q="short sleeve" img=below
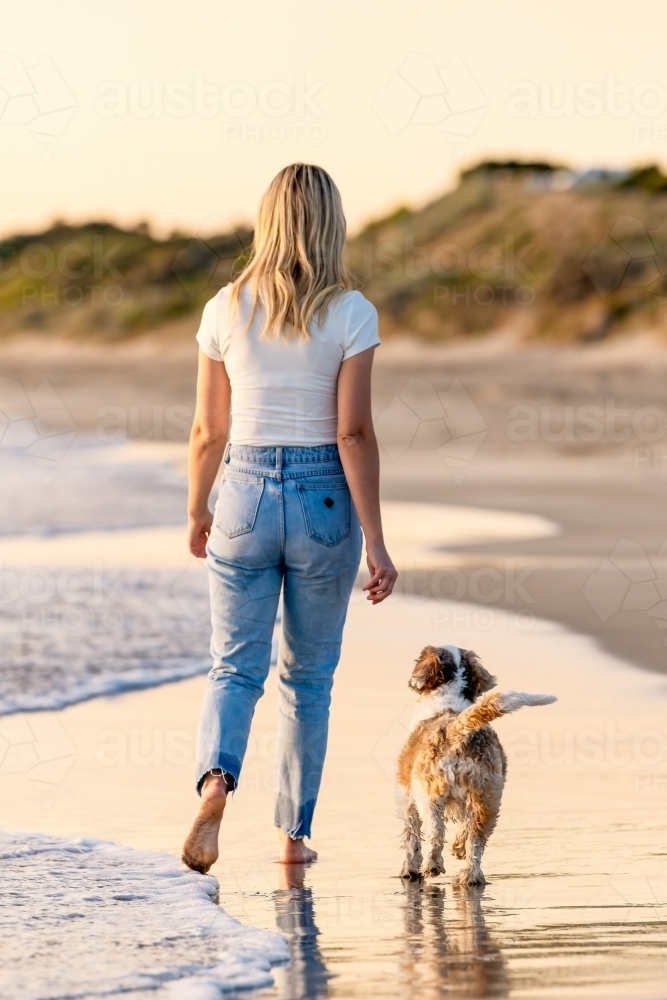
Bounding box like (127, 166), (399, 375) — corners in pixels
(195, 293), (223, 361)
(342, 292), (380, 361)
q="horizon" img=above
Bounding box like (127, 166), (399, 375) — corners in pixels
(2, 158), (663, 244)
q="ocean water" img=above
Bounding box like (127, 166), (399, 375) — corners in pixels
(0, 566), (213, 714)
(0, 439), (190, 536)
(0, 831), (288, 999)
(0, 441), (278, 716)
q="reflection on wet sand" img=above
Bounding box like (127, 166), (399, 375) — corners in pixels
(8, 585), (665, 998)
(400, 882), (508, 999)
(271, 868), (509, 1000)
(272, 864), (332, 999)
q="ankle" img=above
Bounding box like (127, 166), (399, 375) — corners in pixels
(202, 774), (228, 802)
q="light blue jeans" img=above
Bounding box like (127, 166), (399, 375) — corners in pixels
(196, 443), (362, 839)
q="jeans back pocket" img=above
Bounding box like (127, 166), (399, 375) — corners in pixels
(215, 475), (264, 537)
(297, 482), (351, 546)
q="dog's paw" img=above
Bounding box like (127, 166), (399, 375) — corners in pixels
(400, 861), (423, 881)
(457, 868), (486, 887)
(420, 862), (445, 879)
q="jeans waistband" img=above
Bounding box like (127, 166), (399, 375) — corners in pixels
(224, 443), (341, 471)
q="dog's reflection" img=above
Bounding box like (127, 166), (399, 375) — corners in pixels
(272, 864), (331, 999)
(400, 882), (508, 998)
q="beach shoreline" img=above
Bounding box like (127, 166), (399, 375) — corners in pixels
(2, 594), (666, 998)
(3, 328), (667, 678)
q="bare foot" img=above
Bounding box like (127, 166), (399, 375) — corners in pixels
(277, 830), (318, 864)
(181, 775), (227, 874)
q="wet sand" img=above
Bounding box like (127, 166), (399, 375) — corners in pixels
(3, 331), (667, 996)
(2, 592), (667, 998)
(3, 330), (667, 677)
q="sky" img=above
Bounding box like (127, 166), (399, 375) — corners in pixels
(2, 0), (667, 238)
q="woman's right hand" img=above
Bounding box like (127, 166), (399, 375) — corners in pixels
(363, 541), (398, 605)
(188, 510), (213, 558)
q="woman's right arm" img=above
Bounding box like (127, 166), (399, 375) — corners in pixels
(337, 347), (397, 604)
(187, 350), (231, 558)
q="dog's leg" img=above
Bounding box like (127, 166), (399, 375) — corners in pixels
(450, 826), (467, 860)
(415, 790), (446, 878)
(456, 795), (500, 886)
(456, 776), (504, 886)
(457, 829), (486, 886)
(399, 794), (423, 880)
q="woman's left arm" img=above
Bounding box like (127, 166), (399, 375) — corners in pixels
(188, 350), (231, 558)
(337, 347), (397, 604)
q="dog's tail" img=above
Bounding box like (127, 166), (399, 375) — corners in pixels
(447, 690), (557, 748)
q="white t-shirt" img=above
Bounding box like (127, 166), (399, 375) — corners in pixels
(196, 284), (380, 446)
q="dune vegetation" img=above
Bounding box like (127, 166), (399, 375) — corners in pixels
(2, 161), (667, 342)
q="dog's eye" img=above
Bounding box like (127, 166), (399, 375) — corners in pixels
(323, 497), (334, 508)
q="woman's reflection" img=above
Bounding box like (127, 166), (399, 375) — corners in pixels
(272, 863), (331, 999)
(400, 883), (508, 998)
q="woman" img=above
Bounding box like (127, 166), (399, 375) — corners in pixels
(182, 163), (397, 873)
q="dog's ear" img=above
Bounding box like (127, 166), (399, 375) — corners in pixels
(461, 649), (496, 699)
(409, 646), (444, 693)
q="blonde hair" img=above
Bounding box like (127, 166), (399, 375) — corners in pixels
(228, 163), (354, 341)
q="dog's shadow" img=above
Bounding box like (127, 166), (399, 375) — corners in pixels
(400, 882), (509, 998)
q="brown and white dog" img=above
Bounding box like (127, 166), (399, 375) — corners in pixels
(397, 644), (556, 885)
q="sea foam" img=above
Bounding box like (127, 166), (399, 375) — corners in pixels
(0, 831), (288, 999)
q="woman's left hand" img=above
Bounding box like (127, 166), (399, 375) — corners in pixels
(363, 541), (398, 604)
(188, 510), (213, 558)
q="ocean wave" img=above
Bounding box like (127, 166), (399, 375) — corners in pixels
(0, 566), (279, 717)
(0, 440), (284, 715)
(0, 441), (188, 537)
(0, 830), (288, 999)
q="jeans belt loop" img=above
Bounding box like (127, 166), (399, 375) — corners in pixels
(222, 441), (231, 464)
(275, 446), (282, 471)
